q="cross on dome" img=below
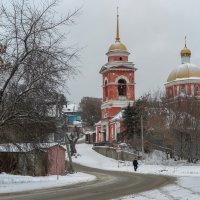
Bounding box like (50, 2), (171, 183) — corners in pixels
(108, 7), (128, 52)
(116, 6), (120, 42)
(180, 36), (191, 60)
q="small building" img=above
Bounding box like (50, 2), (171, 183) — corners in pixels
(85, 130), (96, 144)
(0, 143), (66, 176)
(62, 103), (82, 126)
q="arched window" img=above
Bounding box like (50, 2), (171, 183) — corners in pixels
(193, 85), (199, 96)
(194, 85), (199, 92)
(180, 85), (186, 95)
(169, 88), (173, 97)
(118, 79), (126, 96)
(105, 80), (108, 98)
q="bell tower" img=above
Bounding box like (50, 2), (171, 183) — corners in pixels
(96, 9), (136, 143)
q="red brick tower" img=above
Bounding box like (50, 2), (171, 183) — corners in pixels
(96, 10), (136, 143)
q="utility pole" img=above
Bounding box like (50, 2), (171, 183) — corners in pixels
(141, 115), (144, 158)
(65, 135), (74, 173)
(56, 143), (59, 180)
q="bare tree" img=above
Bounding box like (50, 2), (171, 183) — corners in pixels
(139, 93), (172, 153)
(79, 97), (101, 128)
(128, 90), (200, 162)
(66, 126), (82, 156)
(0, 0), (80, 144)
(165, 97), (200, 162)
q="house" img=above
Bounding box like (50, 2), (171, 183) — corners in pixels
(62, 104), (81, 124)
(63, 103), (81, 124)
(0, 143), (66, 176)
(85, 130), (96, 144)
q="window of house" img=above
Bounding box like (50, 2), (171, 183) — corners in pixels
(185, 134), (191, 142)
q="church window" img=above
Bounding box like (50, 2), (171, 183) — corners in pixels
(118, 79), (126, 96)
(194, 86), (199, 92)
(105, 80), (108, 98)
(193, 85), (199, 96)
(179, 85), (186, 95)
(169, 88), (172, 96)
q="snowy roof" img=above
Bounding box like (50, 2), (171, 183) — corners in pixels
(95, 120), (102, 126)
(84, 130), (95, 135)
(62, 104), (79, 113)
(73, 121), (82, 127)
(0, 143), (66, 153)
(110, 110), (124, 122)
(99, 62), (135, 74)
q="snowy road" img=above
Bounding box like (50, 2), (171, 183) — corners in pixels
(0, 144), (199, 199)
(0, 164), (174, 200)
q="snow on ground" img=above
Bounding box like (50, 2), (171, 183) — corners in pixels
(117, 176), (200, 200)
(1, 143), (200, 200)
(74, 144), (200, 177)
(73, 144), (200, 200)
(0, 172), (95, 193)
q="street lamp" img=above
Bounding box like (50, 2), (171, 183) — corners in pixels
(56, 143), (59, 180)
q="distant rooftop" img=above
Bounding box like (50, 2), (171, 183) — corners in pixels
(62, 103), (79, 113)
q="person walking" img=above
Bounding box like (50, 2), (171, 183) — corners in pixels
(133, 158), (138, 171)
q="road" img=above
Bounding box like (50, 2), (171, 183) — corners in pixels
(0, 164), (175, 200)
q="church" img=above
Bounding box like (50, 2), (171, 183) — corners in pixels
(95, 11), (136, 143)
(165, 41), (200, 99)
(95, 9), (200, 144)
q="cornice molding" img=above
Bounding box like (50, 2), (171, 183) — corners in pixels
(101, 100), (134, 109)
(165, 78), (200, 87)
(106, 51), (130, 57)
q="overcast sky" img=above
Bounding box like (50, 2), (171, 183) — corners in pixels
(57, 0), (200, 104)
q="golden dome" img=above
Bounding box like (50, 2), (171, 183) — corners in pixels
(167, 63), (200, 82)
(180, 46), (191, 56)
(108, 41), (127, 51)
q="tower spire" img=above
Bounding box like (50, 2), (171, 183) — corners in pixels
(115, 7), (120, 42)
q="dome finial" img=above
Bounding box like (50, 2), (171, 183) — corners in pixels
(185, 36), (187, 48)
(115, 7), (120, 42)
(180, 36), (191, 64)
(108, 7), (128, 52)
